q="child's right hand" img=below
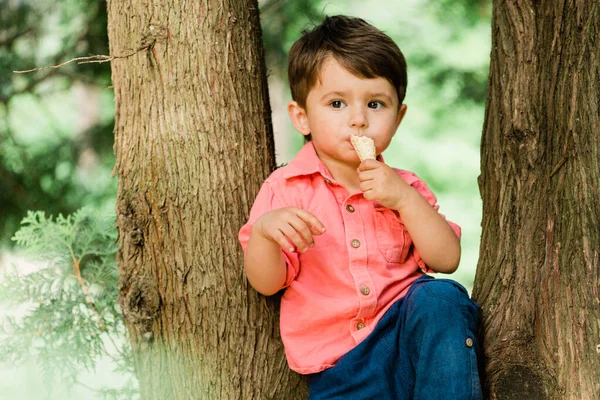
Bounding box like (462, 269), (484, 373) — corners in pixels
(253, 207), (326, 253)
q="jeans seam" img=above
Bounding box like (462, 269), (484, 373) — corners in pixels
(462, 313), (475, 400)
(417, 284), (480, 399)
(459, 303), (480, 400)
(421, 285), (466, 307)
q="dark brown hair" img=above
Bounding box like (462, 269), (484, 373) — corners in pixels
(288, 15), (408, 109)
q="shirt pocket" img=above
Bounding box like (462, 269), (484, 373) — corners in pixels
(373, 207), (411, 263)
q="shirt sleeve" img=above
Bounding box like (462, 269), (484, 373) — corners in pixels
(409, 176), (461, 273)
(238, 180), (300, 289)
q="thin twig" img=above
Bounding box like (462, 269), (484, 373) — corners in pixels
(74, 378), (97, 391)
(14, 48), (144, 74)
(69, 249), (127, 360)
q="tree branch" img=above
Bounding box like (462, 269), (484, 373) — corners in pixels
(13, 48), (145, 74)
(69, 249), (127, 361)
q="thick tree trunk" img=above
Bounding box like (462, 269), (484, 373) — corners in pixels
(473, 1), (599, 399)
(107, 1), (308, 398)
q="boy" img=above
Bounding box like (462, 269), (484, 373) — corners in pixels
(239, 15), (482, 399)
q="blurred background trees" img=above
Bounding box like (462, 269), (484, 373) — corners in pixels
(0, 0), (490, 398)
(0, 0), (114, 245)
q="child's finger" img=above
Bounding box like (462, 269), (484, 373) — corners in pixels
(279, 223), (310, 253)
(288, 216), (315, 248)
(295, 209), (326, 235)
(270, 229), (298, 253)
(358, 169), (377, 182)
(357, 159), (380, 172)
(360, 180), (374, 193)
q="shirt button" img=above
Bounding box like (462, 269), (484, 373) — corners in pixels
(360, 286), (370, 295)
(346, 205), (355, 213)
(351, 239), (360, 248)
(356, 322), (365, 330)
(466, 338), (474, 348)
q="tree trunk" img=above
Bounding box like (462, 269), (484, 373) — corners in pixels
(107, 0), (308, 398)
(473, 1), (599, 399)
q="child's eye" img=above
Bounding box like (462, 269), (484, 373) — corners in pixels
(330, 100), (346, 109)
(368, 101), (384, 109)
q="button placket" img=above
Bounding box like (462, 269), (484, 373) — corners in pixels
(345, 197), (377, 337)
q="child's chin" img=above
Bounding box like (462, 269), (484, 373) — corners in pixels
(347, 155), (361, 165)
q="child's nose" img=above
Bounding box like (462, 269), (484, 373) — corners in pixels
(348, 107), (368, 128)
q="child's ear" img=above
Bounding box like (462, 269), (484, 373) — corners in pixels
(395, 104), (408, 130)
(287, 101), (311, 136)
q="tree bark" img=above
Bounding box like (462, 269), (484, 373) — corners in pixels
(107, 0), (308, 398)
(473, 1), (600, 399)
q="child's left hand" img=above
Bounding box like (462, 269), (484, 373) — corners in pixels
(357, 159), (413, 210)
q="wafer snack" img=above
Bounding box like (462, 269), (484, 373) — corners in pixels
(350, 135), (376, 161)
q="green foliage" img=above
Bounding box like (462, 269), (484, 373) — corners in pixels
(0, 0), (115, 245)
(260, 0), (324, 77)
(0, 208), (138, 399)
(425, 0), (491, 29)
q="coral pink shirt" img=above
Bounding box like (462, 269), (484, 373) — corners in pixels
(238, 142), (460, 374)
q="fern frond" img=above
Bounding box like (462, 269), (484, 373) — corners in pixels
(2, 207), (137, 396)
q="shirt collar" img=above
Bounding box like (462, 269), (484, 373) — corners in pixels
(282, 141), (385, 180)
(282, 142), (327, 179)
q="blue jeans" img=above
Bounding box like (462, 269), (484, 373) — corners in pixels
(307, 275), (483, 399)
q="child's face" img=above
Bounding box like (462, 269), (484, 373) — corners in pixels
(288, 56), (406, 167)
